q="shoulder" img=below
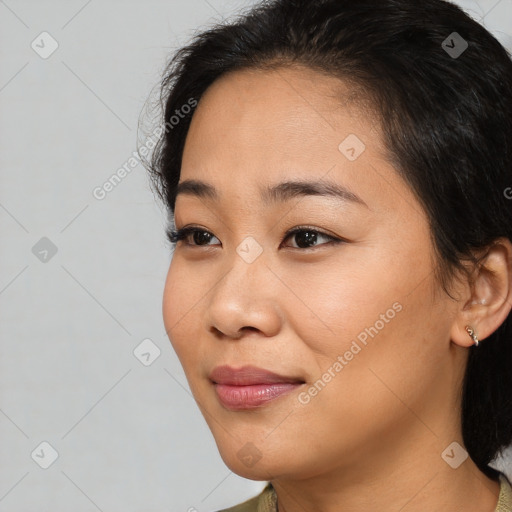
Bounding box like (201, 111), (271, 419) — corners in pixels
(496, 473), (512, 512)
(212, 475), (512, 511)
(214, 482), (276, 512)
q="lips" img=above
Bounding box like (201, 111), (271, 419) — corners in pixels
(209, 365), (305, 410)
(209, 365), (304, 385)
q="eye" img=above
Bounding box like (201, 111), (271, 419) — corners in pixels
(166, 225), (344, 250)
(167, 226), (220, 247)
(281, 226), (342, 249)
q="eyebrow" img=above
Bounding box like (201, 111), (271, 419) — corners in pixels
(175, 179), (368, 208)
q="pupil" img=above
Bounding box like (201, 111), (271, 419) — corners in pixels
(194, 231), (211, 245)
(296, 231), (317, 248)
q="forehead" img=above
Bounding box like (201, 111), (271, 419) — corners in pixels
(183, 64), (382, 154)
(177, 65), (412, 219)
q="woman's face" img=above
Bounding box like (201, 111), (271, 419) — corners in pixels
(163, 66), (465, 481)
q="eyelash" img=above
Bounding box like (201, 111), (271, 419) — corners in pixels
(166, 225), (345, 250)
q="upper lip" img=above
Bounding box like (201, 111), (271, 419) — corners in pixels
(209, 365), (305, 386)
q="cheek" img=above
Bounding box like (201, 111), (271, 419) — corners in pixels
(162, 259), (204, 363)
(294, 256), (445, 427)
(279, 241), (442, 415)
(277, 245), (419, 358)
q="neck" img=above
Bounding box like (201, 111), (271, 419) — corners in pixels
(271, 432), (501, 512)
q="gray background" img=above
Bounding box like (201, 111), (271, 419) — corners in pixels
(1, 1), (511, 510)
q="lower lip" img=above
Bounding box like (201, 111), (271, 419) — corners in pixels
(213, 382), (303, 410)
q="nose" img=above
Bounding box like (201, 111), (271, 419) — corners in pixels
(204, 250), (284, 340)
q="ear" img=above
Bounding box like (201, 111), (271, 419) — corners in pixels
(450, 237), (512, 348)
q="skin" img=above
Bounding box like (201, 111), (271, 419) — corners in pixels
(162, 65), (512, 512)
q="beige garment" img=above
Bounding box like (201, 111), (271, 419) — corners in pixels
(217, 473), (512, 512)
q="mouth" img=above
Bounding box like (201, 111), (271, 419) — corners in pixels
(209, 365), (306, 410)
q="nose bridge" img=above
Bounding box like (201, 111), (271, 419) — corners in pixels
(205, 239), (282, 338)
(216, 237), (270, 305)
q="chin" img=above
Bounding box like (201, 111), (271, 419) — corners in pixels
(215, 437), (306, 481)
(219, 450), (280, 481)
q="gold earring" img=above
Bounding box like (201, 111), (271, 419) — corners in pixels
(465, 325), (479, 347)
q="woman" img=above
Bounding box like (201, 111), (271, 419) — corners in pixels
(144, 0), (512, 510)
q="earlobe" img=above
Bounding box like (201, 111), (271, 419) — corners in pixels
(465, 325), (479, 347)
(451, 322), (479, 349)
(450, 237), (512, 349)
